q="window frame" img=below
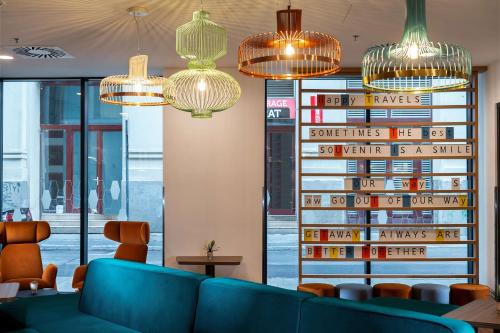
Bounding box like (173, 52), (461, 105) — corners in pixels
(0, 77), (165, 267)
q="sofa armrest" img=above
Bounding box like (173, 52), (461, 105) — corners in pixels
(72, 265), (87, 290)
(42, 263), (57, 289)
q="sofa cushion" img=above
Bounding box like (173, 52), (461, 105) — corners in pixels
(0, 292), (142, 333)
(299, 297), (474, 333)
(365, 297), (458, 316)
(194, 278), (313, 333)
(79, 258), (207, 333)
(27, 314), (139, 333)
(0, 294), (80, 332)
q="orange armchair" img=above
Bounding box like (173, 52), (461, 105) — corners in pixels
(72, 221), (150, 290)
(0, 221), (57, 290)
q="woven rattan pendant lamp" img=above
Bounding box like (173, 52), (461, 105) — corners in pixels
(100, 6), (174, 106)
(164, 4), (241, 119)
(362, 0), (471, 93)
(238, 1), (341, 79)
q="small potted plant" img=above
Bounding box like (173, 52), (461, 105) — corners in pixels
(204, 240), (219, 260)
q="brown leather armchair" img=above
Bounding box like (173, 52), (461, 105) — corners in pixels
(72, 221), (150, 290)
(0, 221), (57, 290)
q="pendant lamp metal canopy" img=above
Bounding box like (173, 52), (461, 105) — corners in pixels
(164, 7), (241, 119)
(100, 6), (174, 106)
(238, 3), (341, 79)
(362, 0), (471, 93)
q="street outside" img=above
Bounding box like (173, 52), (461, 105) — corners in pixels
(40, 233), (162, 291)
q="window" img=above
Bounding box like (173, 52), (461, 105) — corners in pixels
(85, 80), (164, 266)
(265, 76), (476, 288)
(1, 79), (164, 291)
(2, 80), (81, 291)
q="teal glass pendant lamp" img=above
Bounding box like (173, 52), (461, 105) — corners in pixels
(362, 0), (471, 93)
(164, 7), (241, 119)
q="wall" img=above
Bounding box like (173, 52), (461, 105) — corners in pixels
(479, 60), (500, 288)
(163, 67), (264, 282)
(162, 64), (500, 286)
(478, 1), (500, 288)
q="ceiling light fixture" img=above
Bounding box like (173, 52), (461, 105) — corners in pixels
(164, 4), (241, 119)
(99, 6), (174, 106)
(238, 0), (341, 79)
(362, 0), (472, 93)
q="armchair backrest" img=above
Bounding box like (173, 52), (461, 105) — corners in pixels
(0, 221), (50, 245)
(0, 221), (50, 281)
(103, 221), (150, 263)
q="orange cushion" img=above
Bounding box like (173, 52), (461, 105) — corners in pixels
(1, 243), (43, 281)
(297, 283), (336, 297)
(120, 222), (149, 245)
(36, 222), (51, 242)
(373, 283), (411, 299)
(450, 283), (490, 306)
(104, 221), (150, 245)
(73, 281), (84, 290)
(0, 222), (50, 245)
(115, 243), (148, 262)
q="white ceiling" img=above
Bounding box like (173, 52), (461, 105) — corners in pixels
(0, 0), (498, 77)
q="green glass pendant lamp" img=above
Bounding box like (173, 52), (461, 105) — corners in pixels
(362, 0), (471, 93)
(164, 7), (241, 118)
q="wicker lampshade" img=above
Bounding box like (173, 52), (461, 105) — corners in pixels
(166, 9), (241, 118)
(99, 6), (174, 107)
(100, 55), (174, 106)
(362, 0), (471, 93)
(165, 65), (241, 119)
(238, 6), (341, 79)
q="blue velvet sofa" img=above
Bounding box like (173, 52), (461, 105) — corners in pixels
(0, 259), (474, 333)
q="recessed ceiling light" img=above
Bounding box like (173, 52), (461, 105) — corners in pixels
(0, 54), (13, 60)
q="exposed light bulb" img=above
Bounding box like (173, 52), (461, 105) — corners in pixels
(285, 43), (295, 56)
(0, 54), (13, 60)
(408, 44), (419, 59)
(197, 78), (207, 92)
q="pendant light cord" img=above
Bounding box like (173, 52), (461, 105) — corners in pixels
(199, 0), (204, 58)
(133, 13), (141, 54)
(287, 0), (291, 33)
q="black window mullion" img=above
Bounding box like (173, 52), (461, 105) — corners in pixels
(80, 78), (88, 265)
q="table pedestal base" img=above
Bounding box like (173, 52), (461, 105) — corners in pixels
(205, 265), (215, 277)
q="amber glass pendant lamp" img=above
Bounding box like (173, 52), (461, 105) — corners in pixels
(238, 0), (342, 79)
